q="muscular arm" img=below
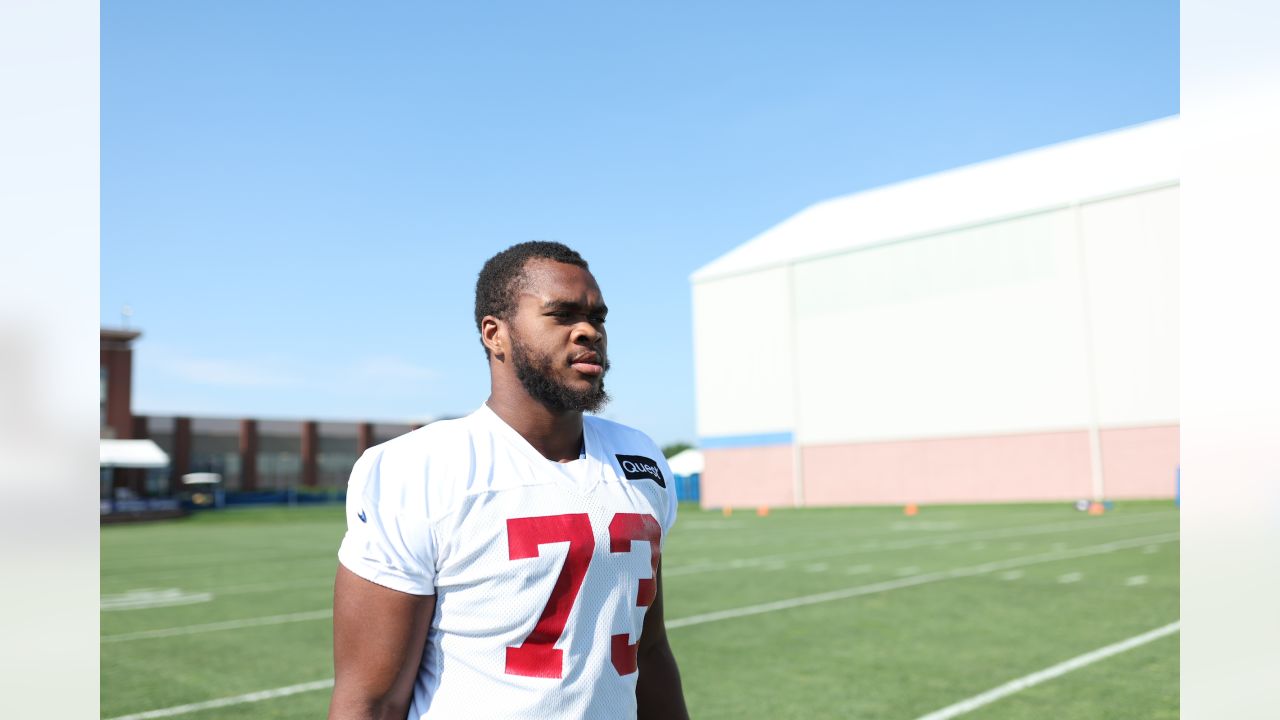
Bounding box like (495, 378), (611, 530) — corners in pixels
(328, 564), (435, 720)
(636, 563), (689, 720)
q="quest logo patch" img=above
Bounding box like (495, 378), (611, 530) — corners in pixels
(615, 454), (666, 487)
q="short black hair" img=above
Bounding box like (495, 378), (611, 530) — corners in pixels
(474, 241), (589, 357)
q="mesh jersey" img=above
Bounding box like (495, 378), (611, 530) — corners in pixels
(337, 404), (678, 720)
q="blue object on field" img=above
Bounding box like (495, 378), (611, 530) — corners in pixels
(674, 472), (701, 502)
(220, 490), (346, 506)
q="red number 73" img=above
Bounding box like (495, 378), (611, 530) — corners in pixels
(505, 512), (661, 679)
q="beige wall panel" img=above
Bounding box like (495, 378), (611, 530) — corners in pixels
(1080, 186), (1180, 426)
(692, 267), (794, 438)
(792, 209), (1093, 444)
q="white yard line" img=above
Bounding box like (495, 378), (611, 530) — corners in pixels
(104, 679), (335, 720)
(107, 531), (1178, 719)
(674, 509), (1173, 555)
(913, 621), (1180, 720)
(666, 532), (1177, 629)
(663, 512), (1175, 577)
(101, 609), (332, 643)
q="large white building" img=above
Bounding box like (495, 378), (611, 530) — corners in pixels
(691, 117), (1179, 508)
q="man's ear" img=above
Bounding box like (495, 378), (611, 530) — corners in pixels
(481, 315), (506, 360)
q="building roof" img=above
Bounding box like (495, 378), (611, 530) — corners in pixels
(100, 439), (169, 469)
(667, 448), (704, 477)
(691, 116), (1179, 283)
(100, 328), (142, 343)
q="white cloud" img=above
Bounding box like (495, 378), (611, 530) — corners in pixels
(143, 346), (298, 388)
(351, 355), (438, 383)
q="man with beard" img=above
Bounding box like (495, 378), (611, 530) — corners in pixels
(329, 242), (689, 720)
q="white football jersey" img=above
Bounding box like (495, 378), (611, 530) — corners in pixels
(337, 404), (678, 720)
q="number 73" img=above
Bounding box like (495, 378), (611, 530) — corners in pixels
(505, 512), (661, 679)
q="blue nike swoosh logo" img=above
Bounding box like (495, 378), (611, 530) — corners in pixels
(358, 509), (367, 523)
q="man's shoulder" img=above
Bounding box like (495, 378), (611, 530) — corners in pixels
(586, 415), (662, 456)
(363, 412), (483, 466)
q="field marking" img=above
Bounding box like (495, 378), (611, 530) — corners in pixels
(1126, 575), (1149, 586)
(106, 531), (1177, 645)
(663, 512), (1176, 577)
(102, 577), (335, 607)
(104, 678), (334, 720)
(101, 589), (213, 612)
(890, 521), (960, 531)
(672, 509), (1176, 557)
(108, 532), (1179, 719)
(999, 570), (1023, 581)
(845, 564), (873, 574)
(680, 521), (746, 530)
(666, 532), (1177, 630)
(682, 511), (1175, 557)
(102, 548), (338, 578)
(101, 609), (332, 643)
(1057, 572), (1083, 584)
(913, 621), (1180, 720)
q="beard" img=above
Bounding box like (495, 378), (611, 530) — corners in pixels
(509, 331), (611, 414)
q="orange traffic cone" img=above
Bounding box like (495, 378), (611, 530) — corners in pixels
(722, 507), (733, 517)
(1087, 501), (1105, 515)
(904, 503), (919, 516)
(757, 506), (770, 517)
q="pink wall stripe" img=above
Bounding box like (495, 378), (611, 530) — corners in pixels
(1099, 425), (1180, 498)
(701, 445), (794, 508)
(700, 425), (1179, 508)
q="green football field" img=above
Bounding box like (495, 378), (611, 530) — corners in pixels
(101, 501), (1178, 719)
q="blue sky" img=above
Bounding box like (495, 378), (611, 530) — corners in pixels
(102, 1), (1178, 447)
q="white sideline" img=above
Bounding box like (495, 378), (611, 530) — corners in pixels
(663, 512), (1175, 577)
(101, 609), (332, 643)
(107, 531), (1178, 718)
(913, 621), (1180, 720)
(666, 532), (1177, 629)
(104, 679), (334, 720)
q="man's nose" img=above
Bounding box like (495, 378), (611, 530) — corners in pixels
(571, 321), (603, 346)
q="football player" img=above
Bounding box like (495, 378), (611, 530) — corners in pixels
(328, 242), (689, 719)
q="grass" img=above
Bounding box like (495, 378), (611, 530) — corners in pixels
(101, 500), (1178, 719)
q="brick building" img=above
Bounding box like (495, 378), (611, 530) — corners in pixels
(100, 328), (424, 498)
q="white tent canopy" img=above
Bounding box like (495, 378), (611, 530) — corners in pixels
(667, 448), (704, 477)
(100, 439), (170, 469)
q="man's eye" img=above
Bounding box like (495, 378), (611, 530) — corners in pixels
(591, 315), (606, 324)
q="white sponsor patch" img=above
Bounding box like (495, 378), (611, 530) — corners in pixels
(101, 588), (213, 612)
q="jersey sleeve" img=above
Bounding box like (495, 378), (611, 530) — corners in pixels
(337, 447), (437, 595)
(656, 451), (679, 533)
